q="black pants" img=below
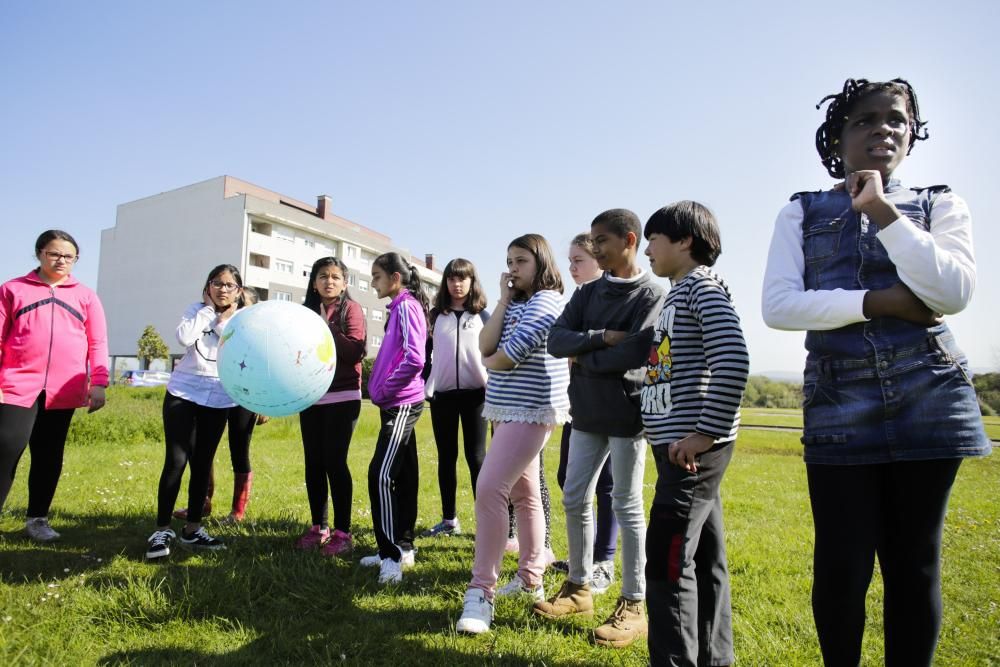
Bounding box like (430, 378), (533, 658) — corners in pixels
(429, 388), (487, 520)
(807, 459), (962, 667)
(157, 393), (229, 526)
(225, 406), (257, 474)
(646, 442), (735, 667)
(299, 400), (361, 532)
(368, 401), (422, 560)
(0, 393), (75, 516)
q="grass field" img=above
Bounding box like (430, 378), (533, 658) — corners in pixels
(1, 388), (997, 665)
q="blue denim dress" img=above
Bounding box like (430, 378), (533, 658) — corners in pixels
(794, 181), (991, 465)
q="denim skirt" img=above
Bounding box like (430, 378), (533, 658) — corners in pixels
(801, 333), (992, 465)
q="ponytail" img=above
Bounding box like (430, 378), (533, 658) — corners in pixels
(373, 252), (430, 323)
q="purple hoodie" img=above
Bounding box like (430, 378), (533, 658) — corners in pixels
(368, 290), (427, 408)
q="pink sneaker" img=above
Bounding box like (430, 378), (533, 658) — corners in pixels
(295, 525), (330, 550)
(321, 529), (353, 557)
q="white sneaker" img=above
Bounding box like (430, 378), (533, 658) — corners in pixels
(496, 575), (544, 602)
(456, 588), (494, 634)
(25, 517), (60, 542)
(359, 554), (382, 567)
(400, 547), (415, 568)
(589, 560), (616, 595)
(378, 557), (403, 584)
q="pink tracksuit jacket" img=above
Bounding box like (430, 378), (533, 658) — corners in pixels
(0, 270), (109, 409)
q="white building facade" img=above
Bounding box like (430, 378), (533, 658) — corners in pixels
(98, 176), (441, 368)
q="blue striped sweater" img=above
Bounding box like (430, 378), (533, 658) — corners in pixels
(483, 290), (571, 425)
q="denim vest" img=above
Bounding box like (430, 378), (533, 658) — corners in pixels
(795, 180), (951, 366)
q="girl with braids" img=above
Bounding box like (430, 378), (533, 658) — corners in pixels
(421, 258), (490, 538)
(763, 78), (990, 666)
(296, 257), (367, 556)
(456, 234), (570, 635)
(146, 264), (246, 559)
(360, 252), (429, 584)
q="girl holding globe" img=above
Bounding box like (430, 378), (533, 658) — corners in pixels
(296, 257), (367, 556)
(145, 264), (245, 559)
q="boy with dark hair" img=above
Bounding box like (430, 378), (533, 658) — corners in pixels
(536, 208), (666, 648)
(641, 200), (749, 666)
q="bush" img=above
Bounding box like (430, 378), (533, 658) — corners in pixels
(742, 375), (801, 409)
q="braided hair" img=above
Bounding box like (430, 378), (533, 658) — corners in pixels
(815, 78), (929, 179)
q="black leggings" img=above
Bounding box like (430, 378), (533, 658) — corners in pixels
(157, 393), (228, 526)
(299, 400), (361, 532)
(0, 393), (75, 516)
(429, 388), (487, 520)
(226, 406), (256, 474)
(807, 459), (962, 667)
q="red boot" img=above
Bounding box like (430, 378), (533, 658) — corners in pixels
(227, 472), (253, 522)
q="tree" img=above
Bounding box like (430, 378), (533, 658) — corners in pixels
(137, 325), (170, 370)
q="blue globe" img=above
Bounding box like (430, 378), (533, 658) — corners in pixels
(218, 301), (336, 417)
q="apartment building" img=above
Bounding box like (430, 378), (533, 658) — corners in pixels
(98, 176), (441, 368)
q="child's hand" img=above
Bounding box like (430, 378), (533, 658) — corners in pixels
(87, 386), (106, 413)
(845, 170), (900, 228)
(255, 414), (270, 426)
(668, 432), (715, 472)
(603, 330), (627, 346)
(499, 272), (513, 303)
(864, 283), (943, 326)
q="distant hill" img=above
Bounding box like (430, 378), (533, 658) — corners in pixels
(753, 371), (802, 383)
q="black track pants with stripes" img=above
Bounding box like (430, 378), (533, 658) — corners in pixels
(368, 401), (423, 561)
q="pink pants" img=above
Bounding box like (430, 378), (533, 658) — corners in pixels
(470, 420), (553, 599)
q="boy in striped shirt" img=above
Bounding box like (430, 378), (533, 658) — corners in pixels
(641, 201), (749, 666)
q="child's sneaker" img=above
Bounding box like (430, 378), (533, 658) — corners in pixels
(592, 597), (648, 648)
(378, 557), (403, 584)
(179, 526), (225, 551)
(456, 588), (494, 634)
(421, 518), (460, 537)
(496, 575), (544, 602)
(504, 536), (519, 553)
(25, 517), (60, 542)
(549, 558), (570, 573)
(145, 528), (175, 560)
(589, 560), (615, 594)
(399, 547), (416, 568)
(321, 529), (353, 557)
(295, 525), (331, 550)
(359, 554), (382, 567)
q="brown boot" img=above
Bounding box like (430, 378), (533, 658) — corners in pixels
(532, 579), (593, 619)
(225, 472), (252, 522)
(593, 596), (647, 648)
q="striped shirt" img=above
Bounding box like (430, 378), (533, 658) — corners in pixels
(641, 266), (749, 446)
(483, 290), (571, 425)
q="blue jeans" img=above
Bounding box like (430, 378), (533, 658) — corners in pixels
(562, 429), (646, 600)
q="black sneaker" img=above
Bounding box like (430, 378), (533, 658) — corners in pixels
(146, 528), (176, 560)
(550, 559), (570, 573)
(179, 526), (226, 551)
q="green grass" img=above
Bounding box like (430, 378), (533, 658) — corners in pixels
(1, 391), (997, 665)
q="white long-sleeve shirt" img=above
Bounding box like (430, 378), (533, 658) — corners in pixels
(761, 191), (977, 331)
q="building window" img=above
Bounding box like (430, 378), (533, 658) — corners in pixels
(372, 310), (383, 322)
(371, 335), (382, 347)
(274, 291), (292, 302)
(273, 227), (294, 243)
(348, 273), (357, 287)
(249, 253), (270, 269)
(250, 221), (272, 236)
(359, 279), (369, 292)
(275, 259), (293, 274)
(304, 239), (315, 248)
(345, 245), (358, 258)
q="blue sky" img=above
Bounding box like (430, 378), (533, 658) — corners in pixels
(2, 1), (997, 373)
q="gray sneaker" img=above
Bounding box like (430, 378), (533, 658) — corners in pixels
(25, 517), (60, 542)
(589, 560), (615, 595)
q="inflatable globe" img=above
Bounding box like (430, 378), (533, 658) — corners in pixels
(218, 301), (336, 417)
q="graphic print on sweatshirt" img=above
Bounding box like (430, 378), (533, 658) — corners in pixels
(641, 305), (675, 416)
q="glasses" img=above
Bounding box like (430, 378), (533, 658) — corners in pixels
(44, 251), (77, 264)
(210, 280), (241, 292)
